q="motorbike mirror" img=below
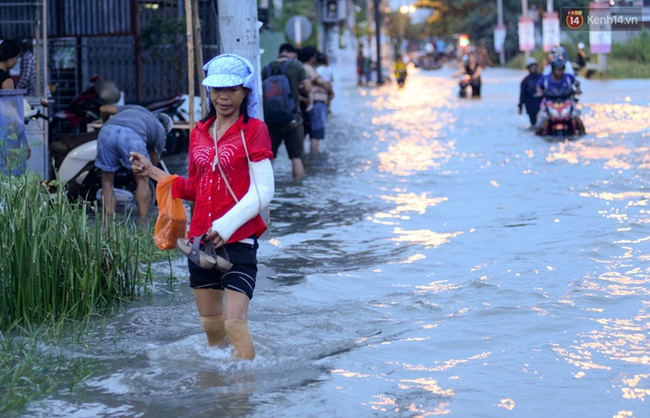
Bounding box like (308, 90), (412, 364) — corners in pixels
(23, 99), (38, 119)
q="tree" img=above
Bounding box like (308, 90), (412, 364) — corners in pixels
(413, 0), (591, 61)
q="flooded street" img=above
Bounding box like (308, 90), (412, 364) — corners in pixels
(24, 65), (650, 417)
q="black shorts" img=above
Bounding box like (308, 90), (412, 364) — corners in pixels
(268, 119), (304, 160)
(187, 237), (259, 300)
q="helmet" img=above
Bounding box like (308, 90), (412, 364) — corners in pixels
(156, 113), (173, 134)
(550, 57), (566, 70)
(551, 45), (566, 60)
(525, 57), (538, 68)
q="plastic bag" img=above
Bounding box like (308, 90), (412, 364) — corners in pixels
(153, 174), (187, 250)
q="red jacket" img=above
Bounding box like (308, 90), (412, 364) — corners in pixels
(172, 115), (273, 242)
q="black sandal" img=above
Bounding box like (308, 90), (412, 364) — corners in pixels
(177, 235), (233, 273)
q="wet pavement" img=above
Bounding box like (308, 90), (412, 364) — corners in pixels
(22, 64), (650, 418)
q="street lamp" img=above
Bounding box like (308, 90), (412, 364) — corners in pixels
(399, 4), (415, 54)
(400, 5), (416, 14)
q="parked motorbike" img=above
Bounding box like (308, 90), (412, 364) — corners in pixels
(128, 95), (188, 155)
(47, 131), (167, 207)
(413, 53), (442, 70)
(49, 76), (120, 139)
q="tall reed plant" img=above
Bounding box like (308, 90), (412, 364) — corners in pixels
(0, 173), (155, 328)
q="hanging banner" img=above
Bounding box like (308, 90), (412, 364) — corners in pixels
(542, 12), (560, 52)
(494, 24), (507, 53)
(589, 2), (612, 53)
(518, 16), (535, 52)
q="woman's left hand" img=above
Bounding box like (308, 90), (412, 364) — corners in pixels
(205, 227), (225, 248)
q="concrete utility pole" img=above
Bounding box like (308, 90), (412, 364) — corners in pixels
(372, 0), (383, 85)
(497, 0), (505, 65)
(596, 0), (607, 74)
(184, 0), (195, 128)
(216, 0), (263, 118)
(522, 0), (530, 61)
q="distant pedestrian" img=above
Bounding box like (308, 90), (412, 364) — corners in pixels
(0, 39), (22, 90)
(298, 46), (332, 154)
(0, 38), (29, 175)
(262, 43), (311, 178)
(393, 53), (407, 88)
(316, 52), (335, 115)
(356, 48), (365, 86)
(518, 57), (543, 126)
(17, 39), (37, 96)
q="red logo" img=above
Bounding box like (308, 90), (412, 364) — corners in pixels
(565, 9), (584, 30)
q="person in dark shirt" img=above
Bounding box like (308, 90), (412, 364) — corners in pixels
(518, 58), (543, 126)
(575, 42), (589, 73)
(95, 105), (172, 220)
(0, 39), (22, 90)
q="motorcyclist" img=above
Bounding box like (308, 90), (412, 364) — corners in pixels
(534, 57), (585, 135)
(542, 45), (574, 76)
(454, 53), (482, 98)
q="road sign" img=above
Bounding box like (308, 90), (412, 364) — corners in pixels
(542, 12), (560, 52)
(589, 2), (611, 53)
(518, 16), (535, 52)
(285, 16), (312, 46)
(494, 24), (507, 53)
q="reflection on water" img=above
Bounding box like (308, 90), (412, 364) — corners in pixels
(21, 67), (650, 417)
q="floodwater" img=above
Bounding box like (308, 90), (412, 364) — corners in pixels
(23, 66), (650, 417)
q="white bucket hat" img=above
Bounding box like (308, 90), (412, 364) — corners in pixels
(202, 53), (258, 117)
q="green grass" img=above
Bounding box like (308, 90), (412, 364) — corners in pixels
(0, 172), (175, 414)
(590, 58), (650, 79)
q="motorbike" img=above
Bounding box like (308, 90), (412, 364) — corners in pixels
(458, 74), (472, 98)
(127, 95), (188, 155)
(413, 53), (442, 70)
(51, 77), (187, 155)
(49, 76), (120, 139)
(536, 85), (585, 137)
(47, 130), (168, 207)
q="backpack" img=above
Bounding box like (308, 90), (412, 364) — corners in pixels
(262, 59), (296, 125)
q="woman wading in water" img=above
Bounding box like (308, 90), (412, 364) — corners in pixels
(131, 54), (275, 360)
